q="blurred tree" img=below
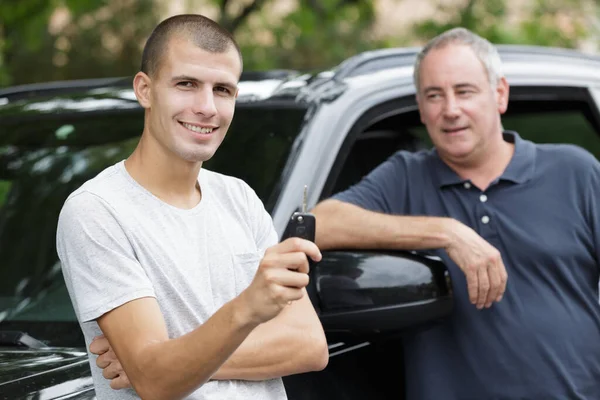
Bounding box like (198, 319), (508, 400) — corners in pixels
(0, 0), (381, 87)
(228, 0), (383, 71)
(2, 0), (596, 88)
(0, 0), (159, 87)
(412, 0), (596, 48)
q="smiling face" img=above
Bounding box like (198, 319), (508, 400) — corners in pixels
(134, 35), (241, 165)
(416, 44), (509, 166)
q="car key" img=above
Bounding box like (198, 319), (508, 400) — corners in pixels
(281, 185), (316, 242)
(281, 186), (320, 310)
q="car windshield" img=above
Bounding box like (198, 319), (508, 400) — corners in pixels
(0, 98), (306, 345)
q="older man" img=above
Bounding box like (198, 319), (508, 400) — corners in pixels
(313, 27), (600, 399)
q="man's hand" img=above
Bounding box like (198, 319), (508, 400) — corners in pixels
(90, 335), (131, 390)
(238, 237), (322, 325)
(445, 220), (508, 309)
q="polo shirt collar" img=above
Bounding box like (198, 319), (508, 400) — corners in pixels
(432, 131), (536, 188)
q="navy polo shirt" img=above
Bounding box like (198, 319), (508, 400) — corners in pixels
(333, 132), (600, 399)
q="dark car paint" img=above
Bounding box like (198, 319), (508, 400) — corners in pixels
(0, 348), (94, 399)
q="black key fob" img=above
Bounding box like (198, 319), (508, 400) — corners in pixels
(281, 185), (315, 242)
(282, 211), (316, 242)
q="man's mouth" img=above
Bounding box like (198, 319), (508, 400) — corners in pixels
(180, 122), (216, 134)
(442, 127), (468, 134)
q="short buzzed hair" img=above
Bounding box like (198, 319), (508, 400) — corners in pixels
(413, 27), (503, 92)
(141, 14), (243, 78)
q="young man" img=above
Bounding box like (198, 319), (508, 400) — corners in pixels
(312, 28), (600, 399)
(56, 14), (328, 400)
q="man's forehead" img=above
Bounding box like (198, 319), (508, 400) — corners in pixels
(159, 40), (240, 82)
(419, 45), (487, 84)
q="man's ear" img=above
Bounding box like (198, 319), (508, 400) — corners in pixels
(496, 76), (510, 115)
(133, 72), (152, 109)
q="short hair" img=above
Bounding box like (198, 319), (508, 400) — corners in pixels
(413, 27), (503, 92)
(141, 14), (243, 78)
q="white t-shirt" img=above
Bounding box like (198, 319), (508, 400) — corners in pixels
(56, 161), (285, 400)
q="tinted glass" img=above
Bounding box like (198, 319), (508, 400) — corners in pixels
(407, 100), (600, 159)
(0, 98), (305, 346)
(332, 98), (600, 197)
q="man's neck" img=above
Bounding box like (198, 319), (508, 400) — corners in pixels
(445, 137), (515, 192)
(125, 134), (203, 210)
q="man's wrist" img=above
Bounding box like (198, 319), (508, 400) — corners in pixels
(229, 293), (261, 332)
(439, 217), (460, 250)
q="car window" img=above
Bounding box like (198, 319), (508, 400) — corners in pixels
(327, 86), (600, 198)
(407, 100), (600, 158)
(0, 99), (306, 346)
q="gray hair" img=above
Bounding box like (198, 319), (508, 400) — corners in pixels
(413, 27), (504, 92)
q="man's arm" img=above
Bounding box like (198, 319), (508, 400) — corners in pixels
(93, 292), (327, 388)
(313, 199), (455, 251)
(210, 290), (327, 381)
(94, 238), (320, 400)
(97, 295), (255, 399)
(312, 199), (507, 309)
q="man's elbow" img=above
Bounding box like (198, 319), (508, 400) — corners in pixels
(304, 330), (329, 372)
(131, 375), (192, 400)
(311, 339), (330, 371)
(127, 351), (197, 400)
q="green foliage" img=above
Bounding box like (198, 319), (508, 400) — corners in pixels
(231, 0), (381, 71)
(412, 0), (595, 48)
(0, 180), (11, 206)
(0, 0), (596, 87)
(0, 0), (158, 86)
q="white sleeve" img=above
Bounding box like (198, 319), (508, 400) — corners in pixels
(56, 191), (155, 322)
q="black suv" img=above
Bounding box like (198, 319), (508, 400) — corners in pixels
(1, 45), (600, 399)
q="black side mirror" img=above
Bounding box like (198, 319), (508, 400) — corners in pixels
(310, 250), (453, 336)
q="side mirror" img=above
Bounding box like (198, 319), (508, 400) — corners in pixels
(310, 250), (453, 336)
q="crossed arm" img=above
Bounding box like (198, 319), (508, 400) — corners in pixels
(92, 239), (328, 399)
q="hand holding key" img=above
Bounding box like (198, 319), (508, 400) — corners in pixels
(238, 185), (320, 325)
(239, 236), (321, 325)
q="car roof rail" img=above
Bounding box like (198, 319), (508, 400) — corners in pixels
(0, 76), (132, 101)
(332, 47), (421, 80)
(495, 44), (600, 63)
(330, 44), (600, 82)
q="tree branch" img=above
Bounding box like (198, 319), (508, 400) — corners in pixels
(227, 0), (268, 33)
(220, 0), (230, 16)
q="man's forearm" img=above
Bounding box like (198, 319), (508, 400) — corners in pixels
(103, 296), (258, 400)
(312, 199), (456, 251)
(211, 299), (328, 381)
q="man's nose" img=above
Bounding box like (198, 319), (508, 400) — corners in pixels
(192, 86), (217, 117)
(442, 95), (460, 118)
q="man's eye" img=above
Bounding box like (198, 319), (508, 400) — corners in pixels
(427, 93), (441, 100)
(177, 81), (194, 88)
(215, 86), (230, 94)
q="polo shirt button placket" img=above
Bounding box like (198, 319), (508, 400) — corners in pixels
(478, 192), (493, 235)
